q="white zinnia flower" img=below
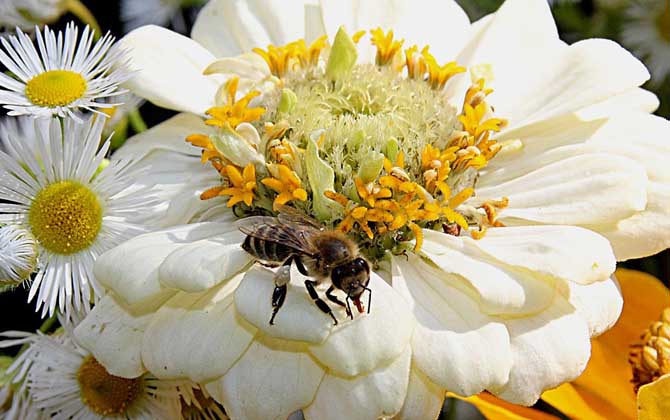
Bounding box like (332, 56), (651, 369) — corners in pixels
(0, 22), (130, 119)
(0, 327), (183, 420)
(0, 115), (160, 317)
(622, 0), (670, 85)
(0, 225), (38, 286)
(76, 0), (670, 418)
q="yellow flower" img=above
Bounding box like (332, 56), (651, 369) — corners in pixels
(370, 28), (404, 66)
(205, 77), (265, 129)
(202, 164), (257, 207)
(261, 163), (308, 210)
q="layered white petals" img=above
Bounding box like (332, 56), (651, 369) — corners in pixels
(73, 295), (149, 378)
(307, 275), (414, 377)
(304, 346), (412, 420)
(142, 275), (256, 382)
(119, 25), (222, 114)
(393, 367), (445, 420)
(235, 266), (335, 343)
(477, 153), (647, 226)
(192, 0), (313, 57)
(94, 223), (236, 308)
(320, 0), (471, 61)
(159, 222), (250, 292)
(114, 113), (209, 160)
(471, 226), (616, 285)
(560, 277), (623, 337)
(576, 88), (659, 120)
(206, 337), (324, 420)
(490, 297), (591, 406)
(421, 229), (555, 315)
(393, 255), (511, 394)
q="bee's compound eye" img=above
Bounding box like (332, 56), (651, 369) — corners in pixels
(353, 258), (369, 273)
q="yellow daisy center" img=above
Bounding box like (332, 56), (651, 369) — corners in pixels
(630, 307), (670, 391)
(25, 70), (87, 107)
(77, 356), (142, 416)
(28, 181), (103, 255)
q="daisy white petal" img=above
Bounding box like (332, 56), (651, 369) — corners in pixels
(0, 225), (38, 286)
(0, 116), (162, 317)
(0, 23), (130, 119)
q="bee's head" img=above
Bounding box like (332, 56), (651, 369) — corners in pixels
(332, 257), (371, 313)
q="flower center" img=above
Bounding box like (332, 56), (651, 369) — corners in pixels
(77, 355), (142, 416)
(657, 1), (670, 43)
(630, 307), (670, 391)
(28, 181), (103, 255)
(188, 28), (509, 260)
(25, 70), (87, 107)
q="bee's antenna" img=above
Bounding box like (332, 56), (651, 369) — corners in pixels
(364, 287), (372, 314)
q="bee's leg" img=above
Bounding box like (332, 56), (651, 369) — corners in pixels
(269, 257), (293, 325)
(326, 286), (351, 318)
(305, 280), (338, 325)
(293, 255), (309, 276)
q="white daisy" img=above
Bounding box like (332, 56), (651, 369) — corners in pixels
(0, 328), (182, 420)
(622, 0), (670, 85)
(0, 22), (130, 119)
(0, 0), (66, 33)
(0, 224), (38, 286)
(76, 0), (670, 418)
(121, 0), (190, 34)
(0, 115), (160, 317)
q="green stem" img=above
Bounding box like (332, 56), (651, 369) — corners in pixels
(38, 314), (58, 334)
(128, 109), (148, 133)
(65, 0), (102, 39)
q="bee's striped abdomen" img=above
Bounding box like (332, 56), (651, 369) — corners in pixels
(242, 225), (294, 263)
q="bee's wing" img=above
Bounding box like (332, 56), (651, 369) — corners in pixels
(276, 205), (324, 230)
(237, 216), (320, 256)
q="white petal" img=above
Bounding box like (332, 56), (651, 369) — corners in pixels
(477, 153), (648, 225)
(206, 336), (325, 420)
(304, 346), (411, 420)
(113, 113), (210, 161)
(576, 88), (659, 120)
(489, 297), (591, 405)
(74, 295), (149, 378)
(192, 0), (310, 58)
(559, 277), (623, 337)
(393, 255), (511, 394)
(421, 229), (555, 315)
(307, 275), (414, 377)
(393, 367), (445, 420)
(119, 25), (221, 114)
(320, 0), (470, 64)
(445, 0), (560, 108)
(471, 226), (615, 285)
(159, 224), (250, 292)
(94, 223), (235, 309)
(494, 38), (650, 129)
(141, 275), (256, 382)
(234, 265), (335, 343)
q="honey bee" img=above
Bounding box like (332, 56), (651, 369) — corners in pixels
(238, 206), (371, 325)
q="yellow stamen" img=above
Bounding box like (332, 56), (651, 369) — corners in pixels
(352, 30), (367, 44)
(459, 103), (507, 139)
(253, 43), (297, 78)
(422, 49), (466, 90)
(630, 308), (670, 391)
(354, 177), (392, 207)
(293, 36), (329, 68)
(29, 181), (102, 255)
(261, 163), (308, 210)
(370, 28), (404, 66)
(215, 164), (257, 207)
(405, 45), (428, 80)
(77, 355), (142, 416)
(205, 77), (265, 129)
(25, 70), (87, 107)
